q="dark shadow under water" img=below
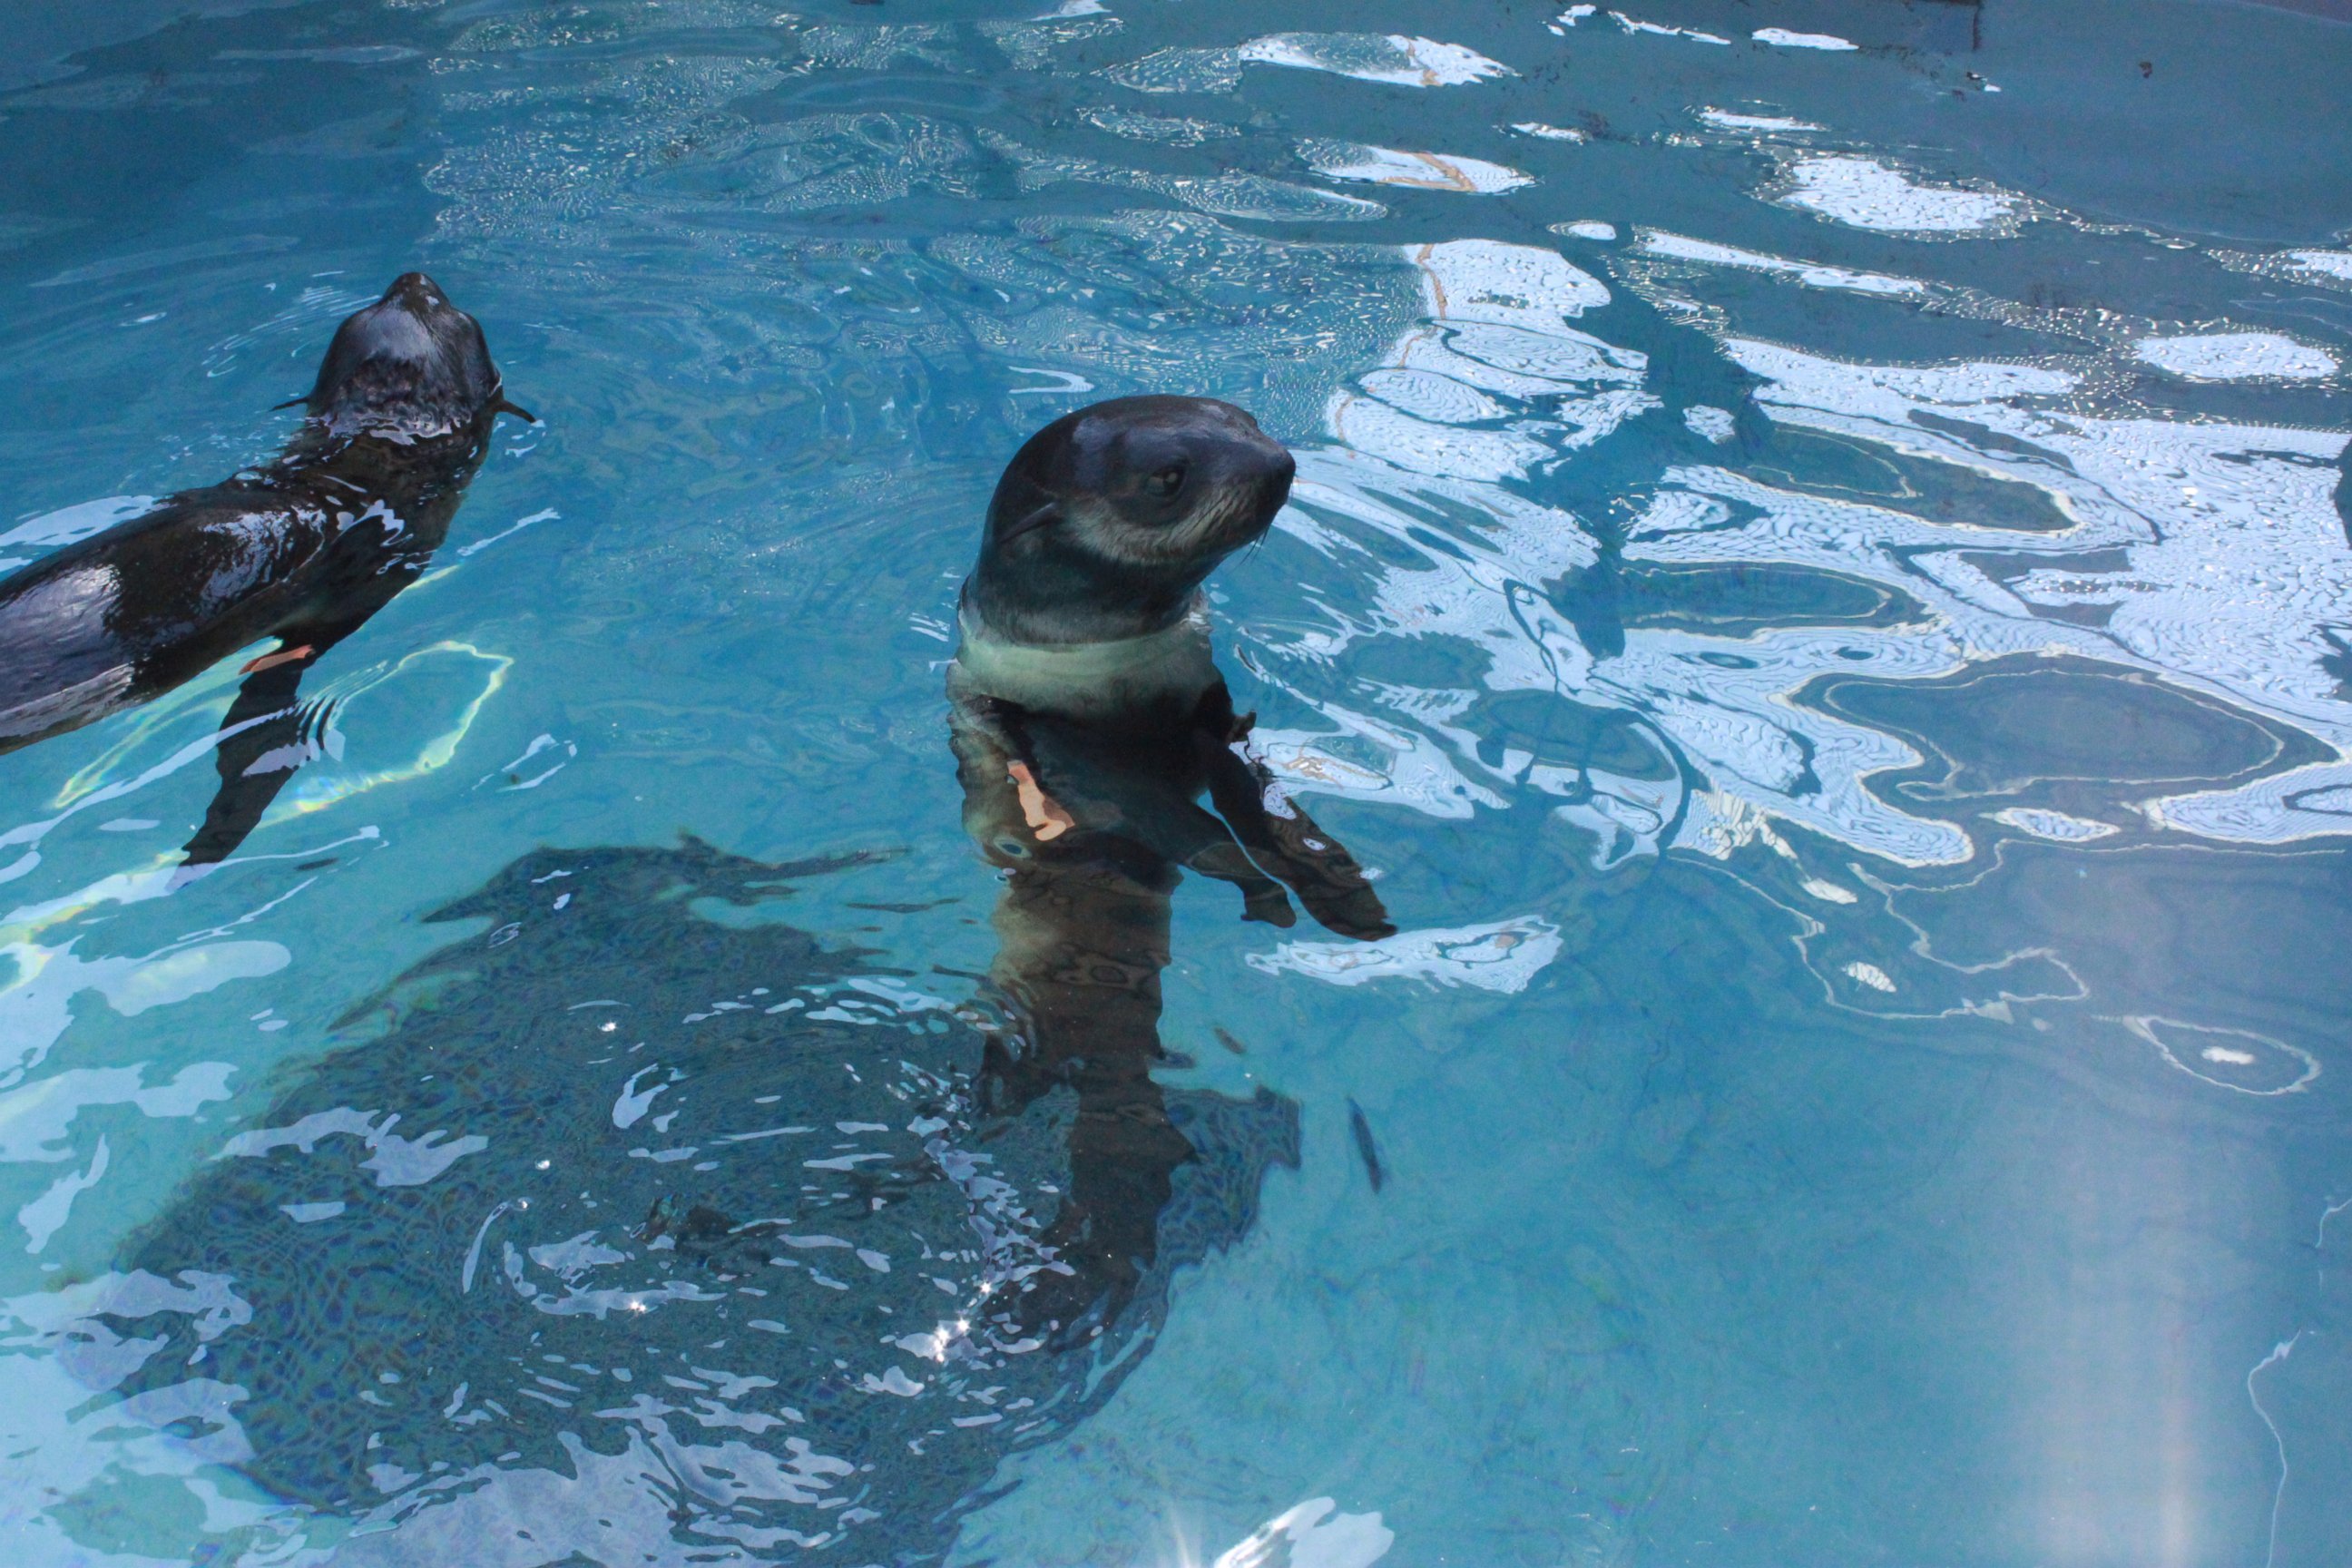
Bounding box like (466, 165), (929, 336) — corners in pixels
(90, 837), (1301, 1563)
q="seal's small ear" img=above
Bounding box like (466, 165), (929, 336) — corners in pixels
(995, 501), (1061, 549)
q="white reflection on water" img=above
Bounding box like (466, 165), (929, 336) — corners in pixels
(1107, 34), (1511, 95)
(1710, 338), (2352, 846)
(1637, 230), (1924, 296)
(1752, 27), (1857, 53)
(1256, 233), (2352, 876)
(1776, 154), (2024, 236)
(1210, 1496), (1394, 1568)
(1610, 15), (1731, 47)
(2136, 332), (2338, 381)
(1298, 141), (1533, 195)
(1248, 916), (1563, 996)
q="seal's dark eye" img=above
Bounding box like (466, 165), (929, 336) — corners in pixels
(1142, 464), (1187, 499)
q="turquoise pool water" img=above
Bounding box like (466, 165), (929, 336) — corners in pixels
(3, 2), (2351, 1563)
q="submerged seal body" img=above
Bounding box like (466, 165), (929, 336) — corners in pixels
(0, 272), (524, 863)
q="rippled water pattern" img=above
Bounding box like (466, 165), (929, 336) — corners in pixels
(3, 3), (2351, 1564)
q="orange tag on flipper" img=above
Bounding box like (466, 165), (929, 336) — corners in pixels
(240, 644), (316, 674)
(1005, 761), (1074, 842)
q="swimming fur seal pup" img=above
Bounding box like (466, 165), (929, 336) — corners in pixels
(948, 396), (1393, 1341)
(0, 272), (528, 866)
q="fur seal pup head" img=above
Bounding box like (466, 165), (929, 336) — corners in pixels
(293, 272), (528, 438)
(963, 395), (1295, 649)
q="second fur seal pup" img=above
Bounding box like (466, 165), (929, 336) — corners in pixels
(0, 272), (529, 865)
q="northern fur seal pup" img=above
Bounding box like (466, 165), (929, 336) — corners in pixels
(948, 396), (1392, 1342)
(954, 394), (1298, 723)
(0, 272), (528, 865)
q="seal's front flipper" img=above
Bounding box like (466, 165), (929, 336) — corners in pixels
(180, 615), (368, 867)
(1121, 795), (1296, 927)
(240, 642), (317, 675)
(1004, 760), (1077, 842)
(181, 679), (337, 868)
(1178, 830), (1297, 927)
(1199, 739), (1395, 941)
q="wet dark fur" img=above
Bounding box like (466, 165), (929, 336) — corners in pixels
(948, 683), (1392, 1337)
(0, 272), (520, 866)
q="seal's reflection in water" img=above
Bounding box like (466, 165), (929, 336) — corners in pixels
(947, 395), (1393, 1342)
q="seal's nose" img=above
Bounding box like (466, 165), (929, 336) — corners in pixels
(1231, 422), (1293, 497)
(381, 271), (449, 316)
(1257, 443), (1297, 519)
(1198, 425), (1293, 545)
